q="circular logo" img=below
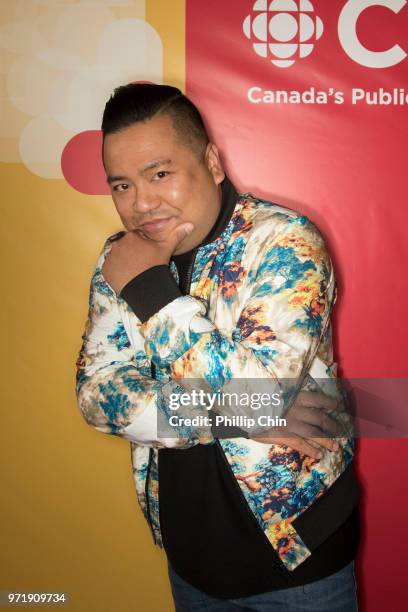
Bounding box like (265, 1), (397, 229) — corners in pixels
(243, 0), (324, 68)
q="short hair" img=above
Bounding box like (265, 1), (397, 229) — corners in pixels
(101, 83), (209, 159)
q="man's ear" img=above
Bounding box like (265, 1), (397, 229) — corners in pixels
(205, 142), (225, 185)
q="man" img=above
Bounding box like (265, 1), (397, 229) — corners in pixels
(76, 83), (360, 611)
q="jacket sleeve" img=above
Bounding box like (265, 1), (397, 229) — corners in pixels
(139, 215), (336, 430)
(75, 241), (214, 448)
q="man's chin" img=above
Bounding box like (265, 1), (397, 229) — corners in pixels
(173, 235), (199, 255)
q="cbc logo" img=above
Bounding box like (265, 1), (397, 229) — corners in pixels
(243, 0), (407, 69)
(243, 0), (323, 68)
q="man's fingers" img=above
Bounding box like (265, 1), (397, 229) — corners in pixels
(312, 437), (340, 452)
(286, 421), (328, 439)
(318, 412), (348, 436)
(294, 406), (345, 437)
(175, 222), (194, 243)
(296, 391), (343, 412)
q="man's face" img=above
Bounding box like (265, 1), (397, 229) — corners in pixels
(102, 113), (225, 255)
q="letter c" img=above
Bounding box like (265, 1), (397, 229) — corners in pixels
(338, 0), (407, 68)
(248, 87), (262, 103)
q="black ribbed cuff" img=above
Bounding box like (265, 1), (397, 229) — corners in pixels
(120, 265), (182, 323)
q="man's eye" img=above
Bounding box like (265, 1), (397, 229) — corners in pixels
(154, 171), (170, 180)
(113, 184), (128, 192)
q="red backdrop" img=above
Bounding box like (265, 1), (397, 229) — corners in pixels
(186, 0), (408, 609)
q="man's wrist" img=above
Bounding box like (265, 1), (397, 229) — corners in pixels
(120, 265), (182, 323)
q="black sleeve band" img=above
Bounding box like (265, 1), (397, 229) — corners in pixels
(120, 265), (182, 323)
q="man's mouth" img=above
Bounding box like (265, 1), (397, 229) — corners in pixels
(139, 217), (173, 233)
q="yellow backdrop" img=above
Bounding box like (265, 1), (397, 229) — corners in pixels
(1, 2), (184, 610)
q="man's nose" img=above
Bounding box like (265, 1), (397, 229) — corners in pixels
(132, 185), (160, 213)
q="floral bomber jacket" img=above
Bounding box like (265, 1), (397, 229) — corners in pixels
(75, 193), (360, 572)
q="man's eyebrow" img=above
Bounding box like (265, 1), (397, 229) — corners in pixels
(141, 159), (172, 173)
(106, 160), (173, 184)
(106, 174), (129, 185)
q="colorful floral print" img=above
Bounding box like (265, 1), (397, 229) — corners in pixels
(76, 194), (355, 570)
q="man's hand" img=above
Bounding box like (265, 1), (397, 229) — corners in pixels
(102, 221), (194, 294)
(250, 391), (346, 460)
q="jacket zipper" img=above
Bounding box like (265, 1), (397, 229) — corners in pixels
(144, 444), (156, 542)
(143, 362), (157, 543)
(181, 247), (198, 294)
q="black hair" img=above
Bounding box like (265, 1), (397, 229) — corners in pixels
(101, 83), (209, 159)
